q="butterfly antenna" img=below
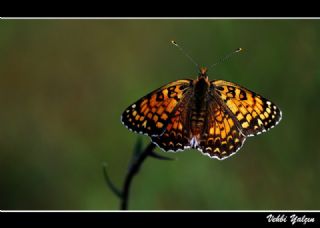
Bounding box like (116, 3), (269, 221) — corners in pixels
(171, 40), (199, 69)
(209, 48), (243, 70)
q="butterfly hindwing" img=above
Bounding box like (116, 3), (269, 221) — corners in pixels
(212, 80), (282, 137)
(198, 100), (246, 159)
(121, 79), (192, 136)
(151, 93), (192, 151)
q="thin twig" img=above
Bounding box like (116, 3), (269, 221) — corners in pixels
(121, 142), (156, 210)
(102, 163), (122, 198)
(103, 138), (174, 210)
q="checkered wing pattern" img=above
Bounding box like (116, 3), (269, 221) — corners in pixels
(198, 100), (246, 159)
(212, 80), (282, 137)
(121, 80), (192, 137)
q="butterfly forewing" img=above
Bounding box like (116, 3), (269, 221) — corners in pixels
(121, 79), (192, 136)
(212, 80), (282, 137)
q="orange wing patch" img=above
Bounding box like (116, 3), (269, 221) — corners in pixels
(212, 80), (282, 137)
(121, 80), (192, 136)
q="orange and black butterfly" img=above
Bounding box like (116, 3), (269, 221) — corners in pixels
(121, 43), (282, 160)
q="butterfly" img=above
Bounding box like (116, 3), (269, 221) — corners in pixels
(121, 50), (282, 160)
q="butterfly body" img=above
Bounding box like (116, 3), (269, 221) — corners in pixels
(190, 70), (210, 137)
(121, 67), (282, 160)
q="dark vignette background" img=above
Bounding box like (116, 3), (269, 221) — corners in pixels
(0, 19), (319, 210)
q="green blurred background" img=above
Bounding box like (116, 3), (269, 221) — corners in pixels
(1, 19), (320, 210)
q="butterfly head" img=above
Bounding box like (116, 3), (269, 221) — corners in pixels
(198, 67), (208, 79)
